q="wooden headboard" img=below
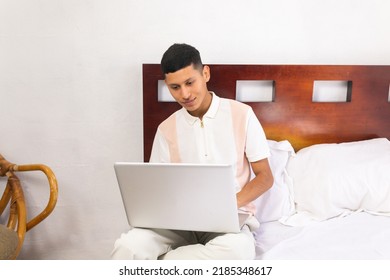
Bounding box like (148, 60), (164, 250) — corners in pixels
(143, 64), (390, 161)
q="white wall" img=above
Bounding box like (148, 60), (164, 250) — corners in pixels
(0, 0), (389, 259)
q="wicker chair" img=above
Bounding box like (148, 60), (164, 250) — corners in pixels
(0, 154), (58, 259)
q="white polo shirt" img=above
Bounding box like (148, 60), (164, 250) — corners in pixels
(150, 92), (270, 214)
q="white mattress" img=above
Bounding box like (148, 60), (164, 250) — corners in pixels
(255, 212), (390, 259)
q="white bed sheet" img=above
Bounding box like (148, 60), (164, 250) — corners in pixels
(255, 212), (390, 259)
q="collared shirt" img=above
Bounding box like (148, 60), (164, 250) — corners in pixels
(150, 92), (270, 214)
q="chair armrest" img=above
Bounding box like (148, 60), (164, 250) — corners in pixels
(11, 164), (58, 231)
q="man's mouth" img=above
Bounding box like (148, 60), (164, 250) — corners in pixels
(182, 98), (196, 107)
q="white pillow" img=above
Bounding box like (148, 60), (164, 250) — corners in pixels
(284, 138), (390, 225)
(253, 140), (295, 224)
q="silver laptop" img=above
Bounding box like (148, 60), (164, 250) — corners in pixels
(114, 162), (250, 233)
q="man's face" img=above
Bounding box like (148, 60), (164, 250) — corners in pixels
(164, 64), (211, 118)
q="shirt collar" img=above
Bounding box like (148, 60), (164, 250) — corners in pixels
(182, 92), (220, 125)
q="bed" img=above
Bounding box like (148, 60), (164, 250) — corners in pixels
(142, 64), (390, 259)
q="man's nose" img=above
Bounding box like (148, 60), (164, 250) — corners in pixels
(180, 86), (191, 99)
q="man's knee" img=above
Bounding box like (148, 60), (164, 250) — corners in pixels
(209, 232), (256, 260)
(111, 228), (162, 260)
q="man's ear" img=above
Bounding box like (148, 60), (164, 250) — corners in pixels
(203, 65), (211, 82)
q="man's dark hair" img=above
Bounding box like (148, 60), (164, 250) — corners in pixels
(161, 43), (203, 76)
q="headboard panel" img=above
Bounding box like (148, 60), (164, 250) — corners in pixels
(143, 64), (390, 161)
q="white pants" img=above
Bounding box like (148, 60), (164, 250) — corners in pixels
(111, 216), (259, 260)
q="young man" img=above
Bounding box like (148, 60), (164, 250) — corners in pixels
(111, 43), (273, 260)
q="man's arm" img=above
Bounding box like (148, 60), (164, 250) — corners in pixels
(236, 158), (274, 209)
